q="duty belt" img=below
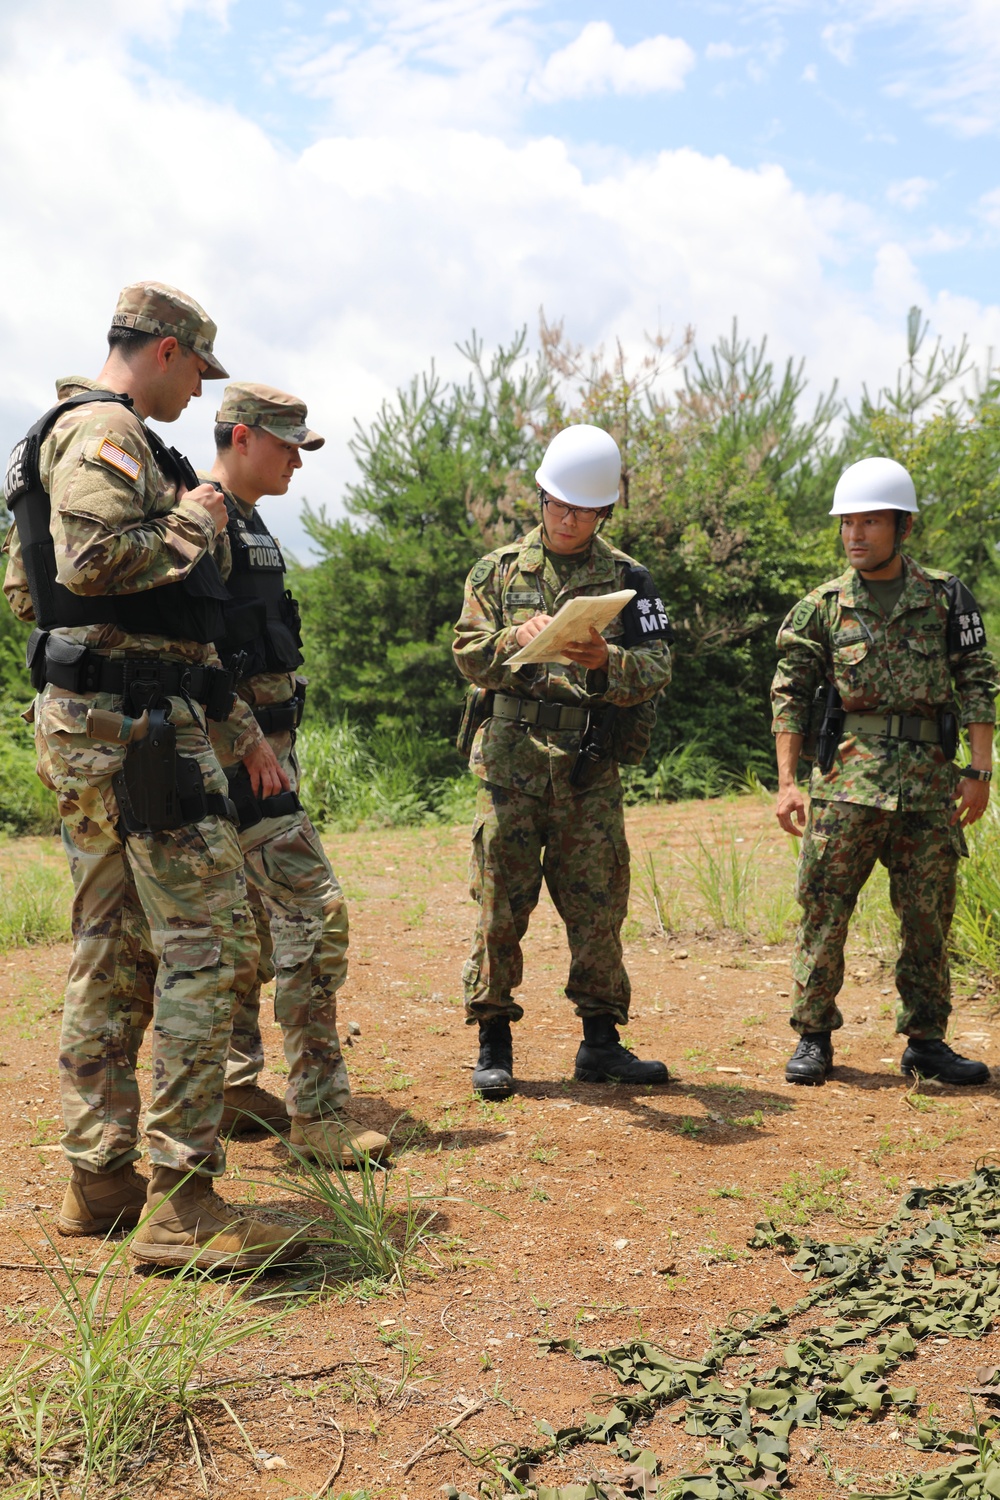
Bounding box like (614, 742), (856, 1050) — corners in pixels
(40, 643), (234, 715)
(842, 711), (941, 744)
(492, 692), (588, 732)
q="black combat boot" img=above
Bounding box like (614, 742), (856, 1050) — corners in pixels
(785, 1031), (833, 1085)
(472, 1018), (515, 1100)
(574, 1015), (669, 1085)
(900, 1038), (990, 1086)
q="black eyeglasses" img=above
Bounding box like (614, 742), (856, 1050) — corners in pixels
(541, 495), (599, 524)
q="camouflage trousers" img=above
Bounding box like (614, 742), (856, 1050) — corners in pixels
(791, 799), (966, 1039)
(463, 779), (631, 1026)
(36, 686), (258, 1177)
(225, 808), (351, 1119)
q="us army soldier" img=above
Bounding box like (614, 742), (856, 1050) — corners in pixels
(454, 424), (672, 1098)
(3, 282), (305, 1268)
(205, 382), (390, 1166)
(772, 456), (998, 1086)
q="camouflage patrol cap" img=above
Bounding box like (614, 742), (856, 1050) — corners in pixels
(110, 281), (228, 379)
(216, 382), (324, 450)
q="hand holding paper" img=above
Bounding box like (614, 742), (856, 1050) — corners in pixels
(507, 589), (636, 667)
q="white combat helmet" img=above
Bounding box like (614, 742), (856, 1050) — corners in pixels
(535, 424), (621, 509)
(830, 456), (918, 516)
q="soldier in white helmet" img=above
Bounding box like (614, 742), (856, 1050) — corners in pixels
(771, 457), (998, 1085)
(453, 424), (673, 1098)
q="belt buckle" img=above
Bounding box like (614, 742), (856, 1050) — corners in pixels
(899, 714), (921, 741)
(537, 702), (560, 731)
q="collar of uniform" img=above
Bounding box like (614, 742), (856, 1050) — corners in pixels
(54, 374), (106, 401)
(838, 555), (934, 619)
(517, 525), (617, 588)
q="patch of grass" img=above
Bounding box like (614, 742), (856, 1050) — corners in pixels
(0, 1227), (282, 1497)
(767, 1166), (849, 1226)
(678, 1116), (703, 1139)
(681, 829), (759, 935)
(265, 1140), (439, 1293)
(0, 865), (71, 951)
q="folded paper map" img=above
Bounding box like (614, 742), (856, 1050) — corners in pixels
(507, 589), (636, 667)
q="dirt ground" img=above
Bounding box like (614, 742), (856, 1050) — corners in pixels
(2, 795), (1000, 1499)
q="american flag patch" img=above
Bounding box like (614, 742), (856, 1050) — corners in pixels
(97, 438), (141, 481)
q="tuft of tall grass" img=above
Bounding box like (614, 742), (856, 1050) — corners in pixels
(681, 829), (759, 934)
(0, 864), (71, 950)
(953, 799), (1000, 980)
(262, 1141), (439, 1294)
(632, 847), (684, 936)
(0, 1227), (283, 1497)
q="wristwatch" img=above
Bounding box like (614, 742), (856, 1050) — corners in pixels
(961, 766), (993, 782)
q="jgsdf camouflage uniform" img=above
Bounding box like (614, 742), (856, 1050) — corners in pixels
(454, 525), (671, 1026)
(771, 557), (998, 1040)
(3, 309), (263, 1178)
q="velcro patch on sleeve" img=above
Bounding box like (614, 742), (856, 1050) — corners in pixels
(96, 438), (141, 482)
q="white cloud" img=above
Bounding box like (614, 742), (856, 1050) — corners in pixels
(829, 1), (1000, 136)
(802, 62), (818, 83)
(537, 22), (696, 100)
(2, 0), (999, 562)
(977, 187), (1000, 229)
(821, 22), (857, 65)
(887, 175), (936, 209)
(706, 41), (738, 61)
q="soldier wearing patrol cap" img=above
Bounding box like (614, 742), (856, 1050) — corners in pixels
(2, 283), (305, 1270)
(772, 456), (999, 1087)
(205, 382), (391, 1167)
(453, 424), (673, 1100)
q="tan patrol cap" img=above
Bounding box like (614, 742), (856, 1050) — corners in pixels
(216, 382), (324, 450)
(110, 281), (228, 380)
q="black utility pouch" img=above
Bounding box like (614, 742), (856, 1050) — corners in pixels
(113, 706), (180, 832)
(25, 628), (50, 691)
(43, 634), (91, 691)
(456, 687), (493, 758)
(939, 710), (959, 761)
(203, 667), (237, 723)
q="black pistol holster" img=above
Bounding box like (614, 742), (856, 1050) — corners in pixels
(816, 680), (846, 775)
(113, 691), (237, 834)
(456, 687), (494, 759)
(225, 762), (302, 832)
(570, 703), (618, 789)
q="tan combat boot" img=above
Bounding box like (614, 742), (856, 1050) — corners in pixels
(220, 1083), (288, 1135)
(131, 1167), (309, 1270)
(289, 1116), (392, 1169)
(57, 1162), (149, 1237)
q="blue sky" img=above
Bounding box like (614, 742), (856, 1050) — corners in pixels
(2, 0), (999, 556)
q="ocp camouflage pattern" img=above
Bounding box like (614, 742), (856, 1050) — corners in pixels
(214, 486), (351, 1118)
(37, 685), (258, 1174)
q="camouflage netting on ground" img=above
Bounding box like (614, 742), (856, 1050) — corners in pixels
(445, 1162), (1000, 1500)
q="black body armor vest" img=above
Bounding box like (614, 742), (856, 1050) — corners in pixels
(4, 390), (231, 644)
(216, 497), (303, 676)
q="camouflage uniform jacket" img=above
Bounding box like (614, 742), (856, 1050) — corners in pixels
(2, 378), (262, 757)
(771, 556), (998, 811)
(453, 525), (671, 802)
(203, 481), (300, 771)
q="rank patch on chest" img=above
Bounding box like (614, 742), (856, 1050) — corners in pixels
(96, 438), (141, 482)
